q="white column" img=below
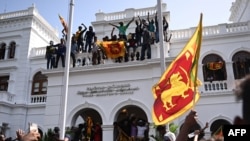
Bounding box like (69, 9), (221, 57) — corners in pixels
(102, 124), (114, 141)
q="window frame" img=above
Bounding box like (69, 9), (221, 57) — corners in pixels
(0, 76), (9, 91)
(31, 72), (48, 95)
(202, 54), (227, 82)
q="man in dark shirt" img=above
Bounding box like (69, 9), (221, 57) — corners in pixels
(54, 38), (66, 68)
(140, 24), (151, 61)
(84, 26), (95, 53)
(45, 41), (57, 69)
(75, 23), (87, 52)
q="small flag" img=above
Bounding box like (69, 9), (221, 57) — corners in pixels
(152, 14), (203, 125)
(58, 14), (68, 35)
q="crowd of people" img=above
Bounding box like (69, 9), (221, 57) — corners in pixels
(45, 12), (170, 69)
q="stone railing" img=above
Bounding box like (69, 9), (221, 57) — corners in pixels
(95, 3), (166, 21)
(171, 21), (250, 40)
(30, 46), (47, 57)
(0, 9), (29, 20)
(0, 91), (15, 103)
(30, 94), (47, 104)
(202, 81), (228, 92)
(30, 42), (169, 64)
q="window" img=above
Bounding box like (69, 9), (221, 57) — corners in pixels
(0, 43), (6, 60)
(0, 76), (9, 91)
(202, 54), (227, 82)
(232, 51), (250, 79)
(8, 42), (16, 59)
(31, 72), (48, 95)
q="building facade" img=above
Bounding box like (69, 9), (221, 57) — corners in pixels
(0, 0), (250, 140)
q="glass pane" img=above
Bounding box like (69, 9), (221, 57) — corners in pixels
(43, 82), (48, 87)
(34, 88), (39, 92)
(34, 83), (39, 88)
(42, 87), (47, 91)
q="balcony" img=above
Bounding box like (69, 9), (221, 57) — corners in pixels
(30, 94), (47, 104)
(0, 91), (15, 103)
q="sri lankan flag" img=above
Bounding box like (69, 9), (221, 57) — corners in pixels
(98, 41), (126, 59)
(152, 14), (203, 125)
(58, 14), (68, 34)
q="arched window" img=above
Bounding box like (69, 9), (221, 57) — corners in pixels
(232, 51), (250, 79)
(202, 54), (227, 82)
(31, 72), (48, 95)
(0, 43), (6, 60)
(8, 42), (16, 59)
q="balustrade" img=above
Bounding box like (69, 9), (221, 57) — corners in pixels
(96, 4), (166, 21)
(171, 21), (250, 40)
(30, 94), (47, 103)
(0, 91), (14, 103)
(202, 81), (228, 93)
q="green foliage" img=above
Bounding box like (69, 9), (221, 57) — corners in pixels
(41, 128), (53, 141)
(150, 122), (179, 141)
(169, 122), (179, 134)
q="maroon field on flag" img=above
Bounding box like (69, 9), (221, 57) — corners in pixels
(152, 13), (203, 125)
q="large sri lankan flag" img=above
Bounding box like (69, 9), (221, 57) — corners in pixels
(98, 41), (126, 59)
(152, 14), (203, 125)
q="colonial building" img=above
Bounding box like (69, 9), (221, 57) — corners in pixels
(0, 0), (250, 140)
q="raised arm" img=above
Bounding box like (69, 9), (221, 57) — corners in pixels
(126, 17), (135, 27)
(147, 12), (150, 22)
(81, 23), (87, 33)
(200, 122), (209, 132)
(111, 27), (115, 38)
(109, 23), (119, 28)
(154, 12), (158, 24)
(176, 110), (198, 141)
(138, 15), (142, 24)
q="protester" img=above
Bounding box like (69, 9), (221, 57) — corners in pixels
(54, 38), (66, 68)
(45, 41), (57, 69)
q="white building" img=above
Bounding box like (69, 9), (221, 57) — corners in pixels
(0, 0), (250, 140)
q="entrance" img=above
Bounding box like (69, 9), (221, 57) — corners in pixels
(71, 108), (103, 141)
(113, 105), (148, 141)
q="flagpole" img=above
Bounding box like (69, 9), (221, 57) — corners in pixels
(157, 0), (166, 73)
(59, 0), (74, 140)
(157, 0), (168, 128)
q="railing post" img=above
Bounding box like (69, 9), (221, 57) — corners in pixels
(218, 23), (228, 34)
(125, 8), (135, 18)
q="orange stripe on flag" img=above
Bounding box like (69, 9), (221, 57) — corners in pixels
(152, 14), (203, 125)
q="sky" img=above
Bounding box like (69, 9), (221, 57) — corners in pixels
(0, 0), (235, 36)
